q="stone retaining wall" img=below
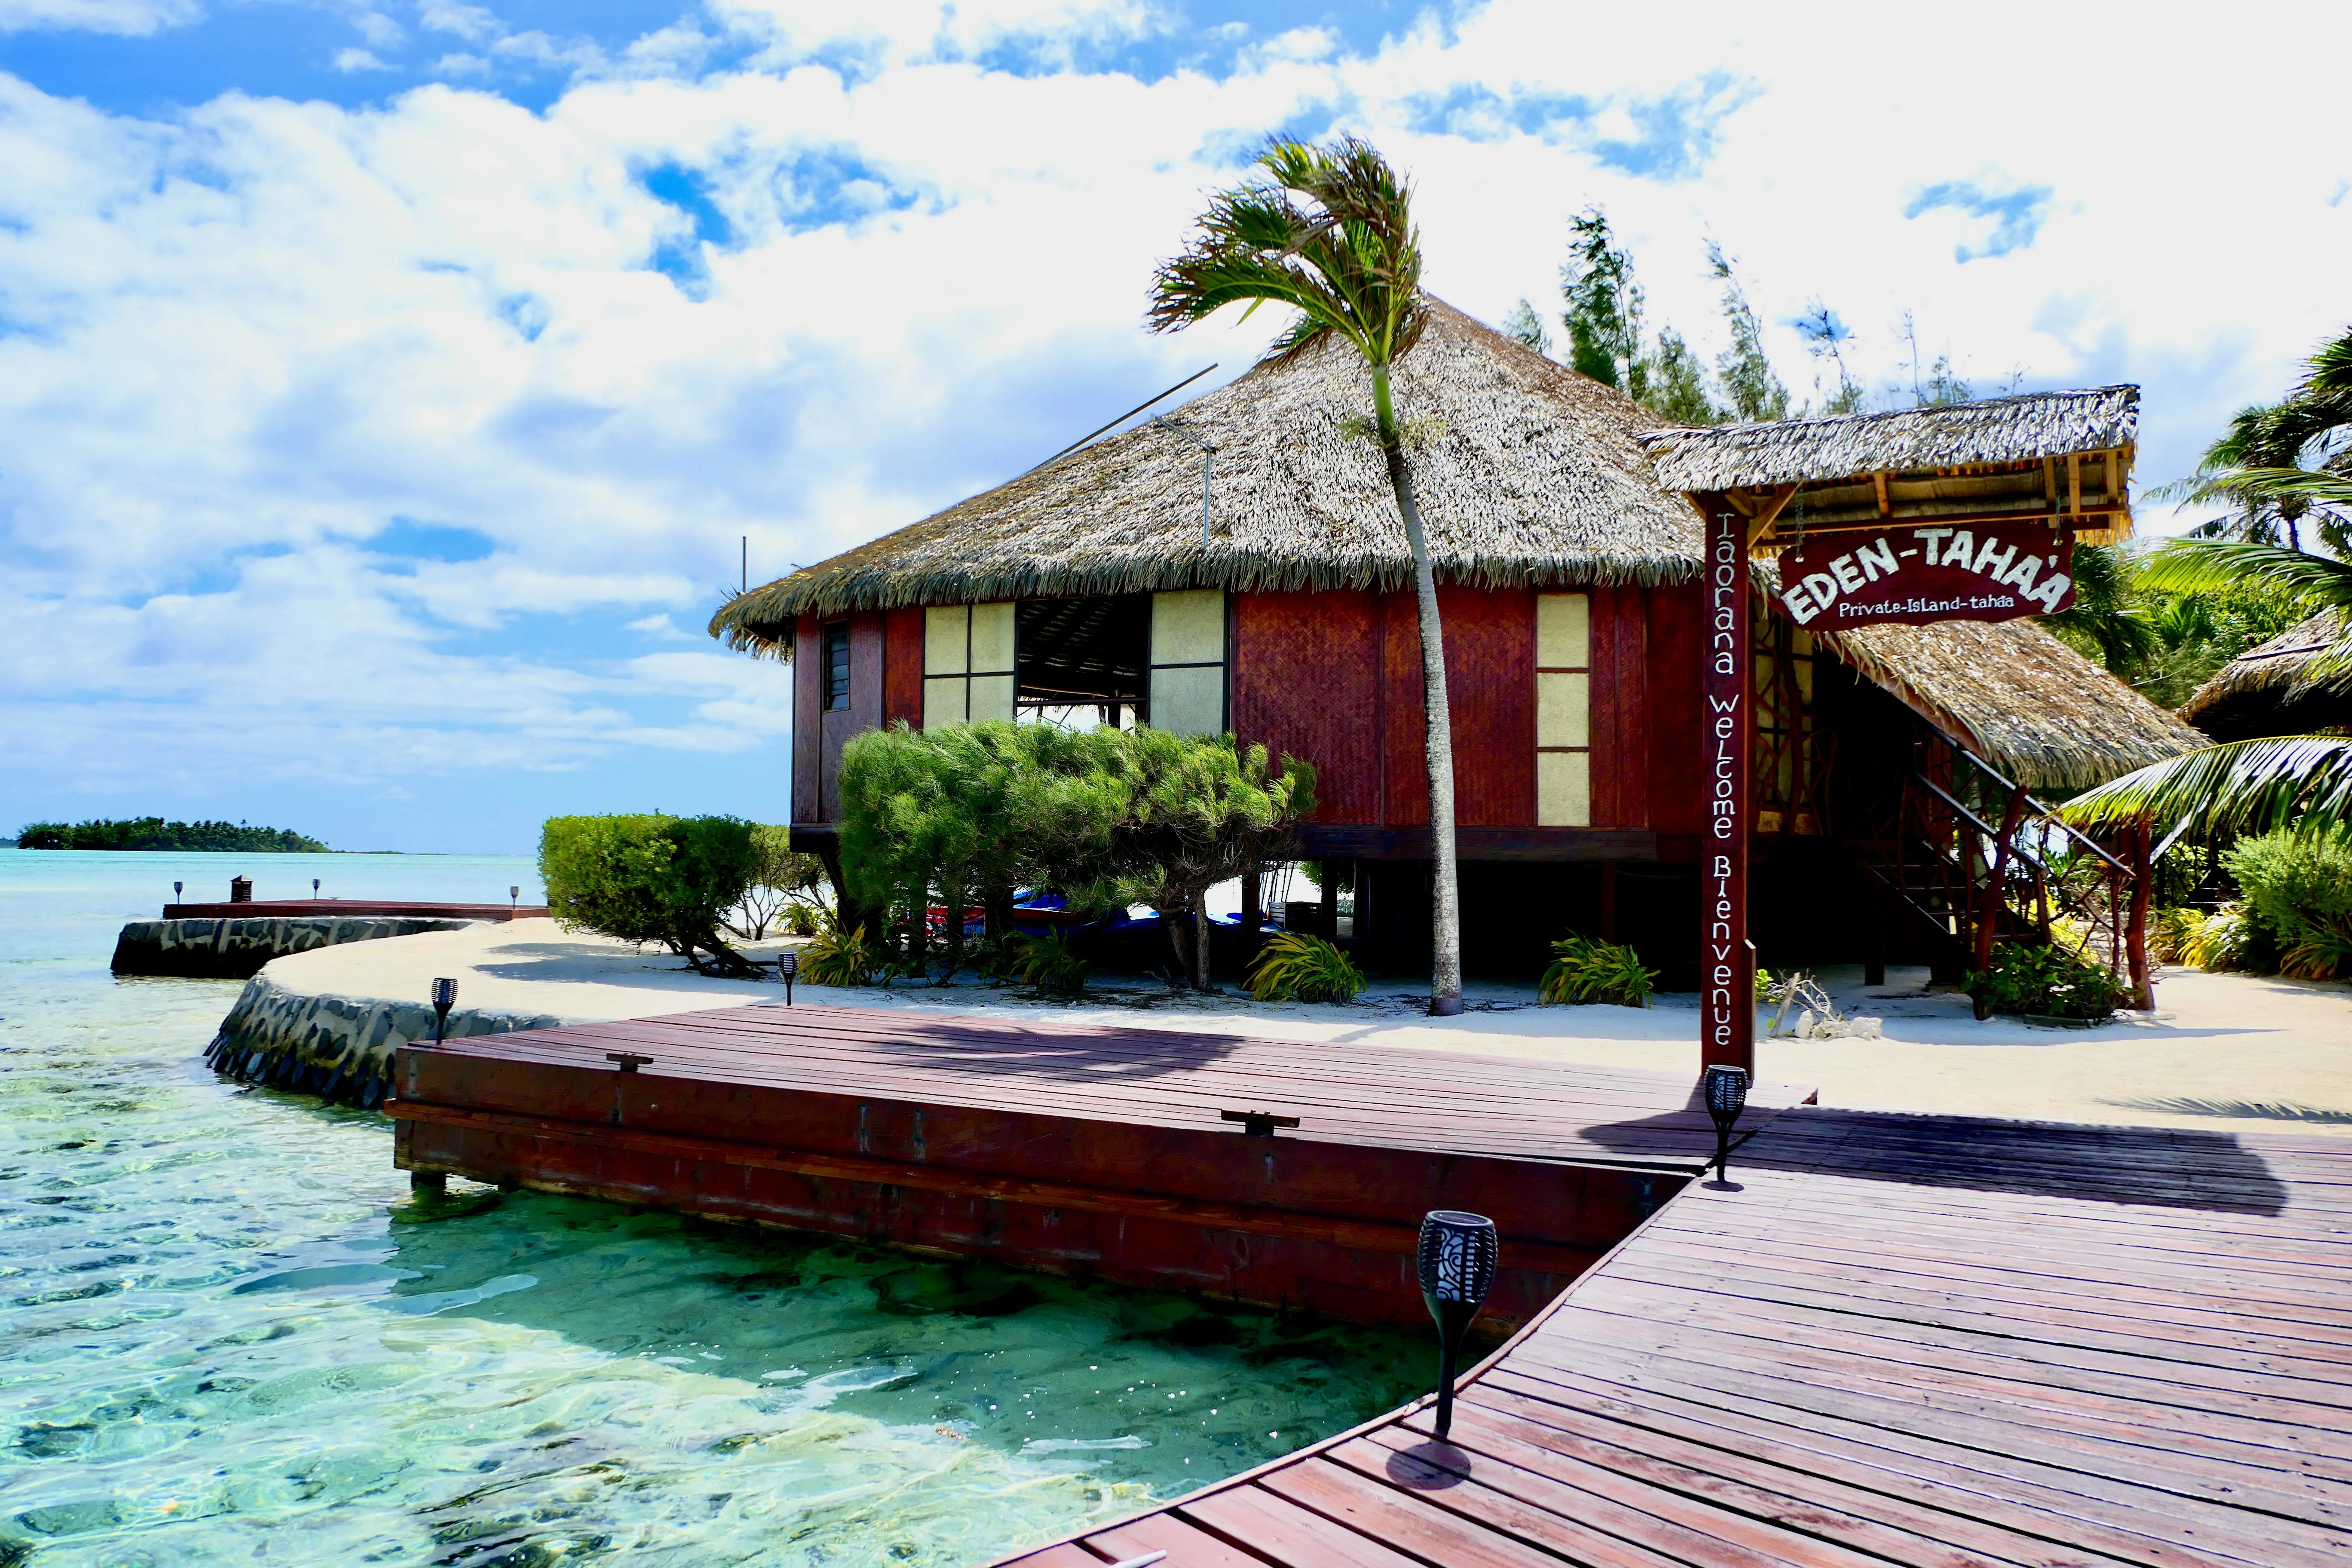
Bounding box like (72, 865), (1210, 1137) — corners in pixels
(205, 974), (562, 1109)
(113, 916), (474, 978)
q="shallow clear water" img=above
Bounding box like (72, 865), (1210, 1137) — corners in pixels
(0, 851), (1427, 1565)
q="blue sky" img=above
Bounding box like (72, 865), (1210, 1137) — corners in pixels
(0, 0), (2345, 852)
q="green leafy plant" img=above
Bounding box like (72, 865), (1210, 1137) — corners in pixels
(1965, 942), (2125, 1021)
(1005, 931), (1089, 1000)
(539, 813), (761, 977)
(2148, 906), (2204, 965)
(2181, 904), (2258, 971)
(1244, 933), (1366, 1003)
(798, 906), (874, 989)
(1538, 933), (1656, 1008)
(2224, 828), (2352, 980)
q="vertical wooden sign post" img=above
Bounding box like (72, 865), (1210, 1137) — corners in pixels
(1702, 505), (1754, 1076)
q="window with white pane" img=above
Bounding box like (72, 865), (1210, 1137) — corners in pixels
(923, 603), (1016, 729)
(1535, 592), (1592, 826)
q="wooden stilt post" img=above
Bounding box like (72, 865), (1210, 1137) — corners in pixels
(2126, 818), (2154, 1010)
(1699, 501), (1754, 1077)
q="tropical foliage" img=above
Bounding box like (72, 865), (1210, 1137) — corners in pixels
(17, 818), (328, 853)
(1965, 943), (2125, 1022)
(1001, 931), (1090, 1000)
(1147, 135), (1464, 1015)
(539, 813), (762, 978)
(2224, 829), (2352, 980)
(1244, 933), (1366, 1003)
(2057, 325), (2352, 841)
(797, 906), (875, 989)
(1537, 932), (1656, 1008)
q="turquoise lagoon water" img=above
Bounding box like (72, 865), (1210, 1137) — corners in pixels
(0, 851), (1426, 1565)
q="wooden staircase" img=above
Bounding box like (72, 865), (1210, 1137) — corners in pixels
(1839, 747), (2148, 1001)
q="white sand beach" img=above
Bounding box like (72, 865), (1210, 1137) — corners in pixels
(265, 918), (2352, 1141)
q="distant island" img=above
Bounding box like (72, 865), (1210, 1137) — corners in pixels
(16, 818), (329, 853)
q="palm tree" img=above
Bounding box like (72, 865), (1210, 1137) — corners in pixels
(2150, 326), (2352, 555)
(1147, 138), (1466, 1015)
(2061, 536), (2352, 839)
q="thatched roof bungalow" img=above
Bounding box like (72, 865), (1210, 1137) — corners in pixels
(714, 301), (2202, 980)
(2178, 609), (2352, 741)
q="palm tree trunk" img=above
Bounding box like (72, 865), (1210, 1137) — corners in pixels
(1374, 368), (1463, 1016)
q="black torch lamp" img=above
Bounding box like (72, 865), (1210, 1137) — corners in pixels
(776, 948), (798, 1006)
(1416, 1209), (1498, 1440)
(510, 884), (520, 914)
(173, 880), (183, 905)
(430, 977), (458, 1045)
(312, 877), (321, 899)
(1704, 1063), (1751, 1182)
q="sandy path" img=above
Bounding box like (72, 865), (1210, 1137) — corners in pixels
(265, 919), (2352, 1140)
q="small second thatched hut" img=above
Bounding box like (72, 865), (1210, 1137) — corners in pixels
(2178, 609), (2352, 741)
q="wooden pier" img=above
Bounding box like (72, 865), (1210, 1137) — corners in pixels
(995, 1108), (2352, 1568)
(387, 1001), (1810, 1331)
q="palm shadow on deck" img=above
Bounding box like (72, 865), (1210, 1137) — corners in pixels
(1579, 1100), (2293, 1215)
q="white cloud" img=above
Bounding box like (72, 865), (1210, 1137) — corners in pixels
(334, 47), (391, 73)
(0, 0), (196, 34)
(0, 0), (2345, 845)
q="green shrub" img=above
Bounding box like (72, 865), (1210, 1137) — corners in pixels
(1966, 942), (2125, 1020)
(799, 908), (874, 988)
(1005, 931), (1089, 1000)
(1244, 933), (1366, 1003)
(2224, 829), (2352, 980)
(2148, 906), (2202, 965)
(539, 813), (760, 978)
(2181, 904), (2256, 971)
(1539, 933), (1656, 1008)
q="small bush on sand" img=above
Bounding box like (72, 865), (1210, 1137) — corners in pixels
(725, 824), (826, 941)
(798, 907), (874, 988)
(1006, 931), (1089, 1000)
(540, 814), (760, 978)
(1245, 933), (1365, 1003)
(1539, 933), (1655, 1008)
(1966, 942), (2124, 1021)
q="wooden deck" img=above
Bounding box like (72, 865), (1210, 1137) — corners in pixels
(993, 1108), (2352, 1568)
(388, 1002), (1812, 1330)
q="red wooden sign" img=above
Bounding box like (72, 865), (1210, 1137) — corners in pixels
(1701, 507), (1753, 1077)
(1776, 520), (2075, 629)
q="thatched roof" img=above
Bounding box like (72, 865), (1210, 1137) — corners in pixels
(2177, 609), (2352, 741)
(1817, 617), (2210, 790)
(1639, 386), (2139, 492)
(713, 298), (1701, 655)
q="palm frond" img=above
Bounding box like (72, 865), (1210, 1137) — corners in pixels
(2058, 735), (2352, 839)
(1148, 136), (1424, 373)
(2136, 537), (2352, 604)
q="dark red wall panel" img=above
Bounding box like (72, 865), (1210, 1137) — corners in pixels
(1646, 583), (1703, 837)
(884, 607), (924, 728)
(1231, 591), (1384, 826)
(1435, 586), (1533, 827)
(1381, 594), (1427, 827)
(793, 612), (821, 825)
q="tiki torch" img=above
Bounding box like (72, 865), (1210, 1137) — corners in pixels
(777, 948), (798, 1006)
(1705, 1063), (1751, 1182)
(1416, 1209), (1498, 1439)
(431, 977), (457, 1045)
